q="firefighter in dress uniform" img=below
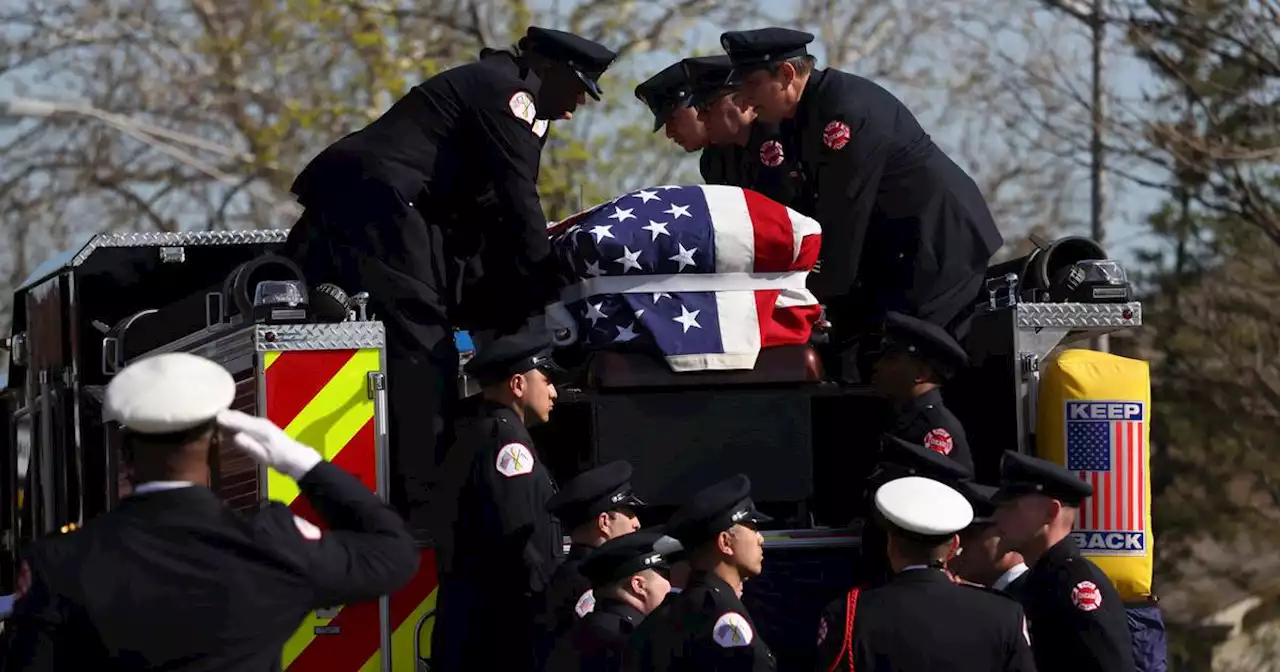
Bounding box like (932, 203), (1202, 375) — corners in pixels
(682, 55), (808, 211)
(0, 353), (418, 671)
(953, 481), (1030, 597)
(720, 28), (1003, 345)
(814, 476), (1036, 672)
(854, 433), (974, 588)
(282, 27), (617, 529)
(534, 460), (646, 667)
(872, 311), (975, 473)
(544, 530), (677, 672)
(429, 329), (565, 672)
(635, 62), (708, 154)
(994, 450), (1137, 672)
(621, 474), (777, 672)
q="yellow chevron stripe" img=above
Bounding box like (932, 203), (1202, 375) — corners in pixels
(265, 348), (380, 670)
(359, 587), (440, 671)
(266, 349), (379, 508)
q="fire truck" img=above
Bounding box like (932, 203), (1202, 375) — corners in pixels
(0, 229), (1139, 670)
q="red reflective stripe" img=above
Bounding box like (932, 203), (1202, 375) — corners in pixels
(265, 351), (357, 429)
(286, 550), (438, 671)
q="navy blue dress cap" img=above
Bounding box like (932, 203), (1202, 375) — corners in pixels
(682, 55), (735, 109)
(463, 328), (560, 385)
(956, 481), (999, 525)
(545, 460), (646, 526)
(720, 28), (815, 83)
(665, 473), (772, 547)
(995, 450), (1093, 506)
(579, 530), (674, 587)
(881, 311), (969, 372)
(522, 26), (618, 99)
(635, 61), (692, 132)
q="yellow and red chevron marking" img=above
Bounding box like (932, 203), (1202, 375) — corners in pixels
(261, 349), (439, 671)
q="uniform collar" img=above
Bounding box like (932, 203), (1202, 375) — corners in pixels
(594, 597), (646, 624)
(890, 565), (950, 584)
(131, 480), (196, 496)
(904, 387), (943, 413)
(791, 68), (828, 127)
(1036, 534), (1080, 571)
(689, 570), (739, 597)
(993, 562), (1029, 591)
(480, 51), (544, 112)
(568, 543), (594, 560)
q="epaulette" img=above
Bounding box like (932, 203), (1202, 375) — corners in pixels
(955, 580), (1022, 603)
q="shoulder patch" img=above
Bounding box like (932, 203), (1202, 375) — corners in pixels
(1071, 580), (1102, 612)
(496, 442), (535, 477)
(759, 140), (784, 167)
(574, 589), (596, 617)
(816, 616), (828, 646)
(823, 120), (851, 150)
(533, 119), (549, 138)
(508, 91), (537, 126)
(293, 515), (323, 541)
(712, 611), (754, 648)
(924, 428), (953, 456)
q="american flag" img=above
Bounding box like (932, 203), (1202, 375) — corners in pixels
(1066, 401), (1146, 534)
(546, 184), (823, 371)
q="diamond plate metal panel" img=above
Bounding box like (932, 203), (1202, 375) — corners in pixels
(255, 322), (385, 351)
(71, 229), (289, 265)
(1015, 302), (1142, 329)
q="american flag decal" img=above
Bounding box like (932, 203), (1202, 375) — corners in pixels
(547, 185), (823, 371)
(1066, 400), (1147, 556)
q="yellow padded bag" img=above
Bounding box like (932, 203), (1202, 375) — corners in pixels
(1036, 348), (1153, 600)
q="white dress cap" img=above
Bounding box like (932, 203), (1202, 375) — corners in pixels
(104, 353), (236, 434)
(874, 476), (974, 536)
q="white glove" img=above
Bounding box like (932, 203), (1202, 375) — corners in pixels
(216, 409), (323, 480)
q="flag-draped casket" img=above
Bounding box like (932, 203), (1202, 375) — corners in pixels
(546, 184), (823, 372)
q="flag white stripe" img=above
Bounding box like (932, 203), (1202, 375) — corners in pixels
(715, 292), (760, 365)
(700, 185), (755, 273)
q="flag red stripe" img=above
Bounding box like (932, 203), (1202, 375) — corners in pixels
(742, 188), (795, 274)
(1129, 421), (1137, 530)
(1138, 421), (1146, 532)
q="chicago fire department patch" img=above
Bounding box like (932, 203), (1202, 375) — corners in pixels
(713, 612), (754, 648)
(508, 91), (537, 126)
(496, 442), (535, 477)
(533, 119), (549, 138)
(759, 140), (784, 167)
(924, 428), (954, 456)
(1071, 580), (1102, 612)
(823, 120), (851, 150)
(293, 515), (323, 541)
(574, 589), (596, 617)
(817, 617), (828, 645)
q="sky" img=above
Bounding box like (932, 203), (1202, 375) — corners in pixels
(0, 0), (1171, 279)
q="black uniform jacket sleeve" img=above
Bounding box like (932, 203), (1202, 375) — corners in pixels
(479, 415), (561, 593)
(255, 460), (418, 609)
(469, 74), (555, 309)
(0, 555), (80, 671)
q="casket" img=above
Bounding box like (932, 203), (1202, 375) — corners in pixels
(546, 184), (823, 372)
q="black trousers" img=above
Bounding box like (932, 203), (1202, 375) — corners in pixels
(282, 202), (459, 529)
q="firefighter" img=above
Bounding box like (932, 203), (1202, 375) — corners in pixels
(534, 460), (647, 667)
(815, 476), (1036, 672)
(871, 311), (975, 473)
(429, 329), (565, 672)
(953, 481), (1029, 596)
(621, 474), (776, 672)
(720, 27), (1003, 343)
(854, 433), (974, 588)
(544, 530), (676, 672)
(283, 27), (617, 530)
(682, 55), (809, 210)
(994, 450), (1137, 672)
(0, 353), (418, 671)
(635, 62), (707, 153)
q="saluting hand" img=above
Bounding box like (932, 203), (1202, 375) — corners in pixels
(216, 409), (323, 480)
